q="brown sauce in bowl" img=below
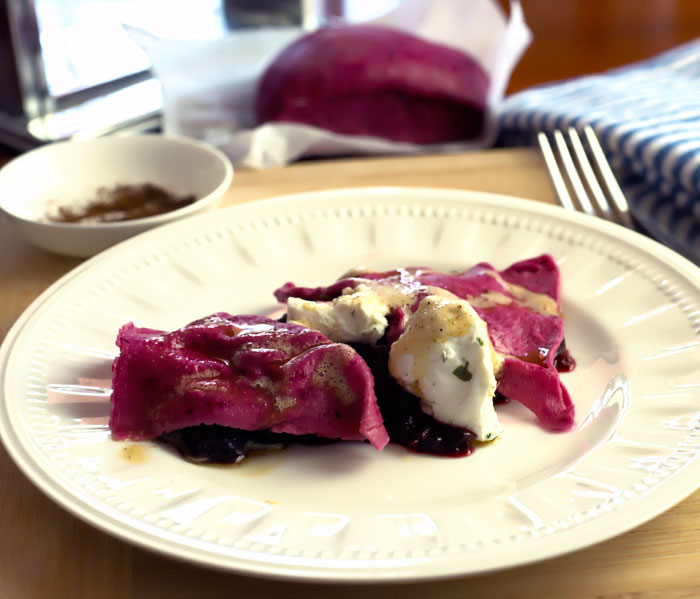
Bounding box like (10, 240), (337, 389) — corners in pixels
(48, 183), (196, 224)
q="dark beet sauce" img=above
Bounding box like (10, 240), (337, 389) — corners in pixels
(554, 350), (576, 372)
(160, 336), (575, 463)
(158, 341), (477, 462)
(554, 340), (577, 373)
(160, 425), (333, 464)
(493, 390), (509, 404)
(350, 343), (474, 457)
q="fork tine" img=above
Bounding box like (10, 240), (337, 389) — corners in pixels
(539, 126), (635, 231)
(566, 127), (615, 222)
(537, 132), (575, 211)
(552, 130), (597, 217)
(582, 125), (635, 229)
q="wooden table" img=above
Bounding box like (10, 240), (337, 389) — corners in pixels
(2, 147), (700, 598)
(507, 0), (700, 93)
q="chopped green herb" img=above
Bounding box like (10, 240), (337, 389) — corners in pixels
(476, 336), (484, 346)
(452, 361), (472, 382)
(442, 349), (448, 362)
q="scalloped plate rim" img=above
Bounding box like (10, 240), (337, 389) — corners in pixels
(1, 186), (700, 583)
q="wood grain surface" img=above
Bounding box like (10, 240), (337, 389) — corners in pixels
(1, 2), (700, 596)
(506, 0), (700, 92)
(2, 147), (700, 599)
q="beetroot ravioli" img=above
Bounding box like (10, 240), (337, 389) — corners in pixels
(110, 255), (575, 462)
(277, 255), (575, 436)
(110, 314), (388, 462)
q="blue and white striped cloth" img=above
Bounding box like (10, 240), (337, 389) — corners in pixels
(498, 38), (700, 264)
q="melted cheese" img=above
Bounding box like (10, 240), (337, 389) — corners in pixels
(287, 285), (390, 343)
(388, 295), (503, 441)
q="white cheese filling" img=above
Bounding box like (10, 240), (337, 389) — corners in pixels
(288, 284), (503, 442)
(388, 295), (503, 441)
(287, 284), (390, 343)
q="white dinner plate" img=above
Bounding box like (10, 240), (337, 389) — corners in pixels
(2, 187), (700, 582)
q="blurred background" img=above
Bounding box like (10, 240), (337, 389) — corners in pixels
(0, 0), (699, 151)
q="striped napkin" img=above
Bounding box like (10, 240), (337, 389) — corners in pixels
(498, 39), (700, 264)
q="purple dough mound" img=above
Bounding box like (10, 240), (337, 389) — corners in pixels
(256, 24), (489, 144)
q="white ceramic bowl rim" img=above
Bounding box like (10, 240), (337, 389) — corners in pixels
(0, 134), (234, 230)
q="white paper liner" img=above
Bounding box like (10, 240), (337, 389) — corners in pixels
(130, 0), (531, 168)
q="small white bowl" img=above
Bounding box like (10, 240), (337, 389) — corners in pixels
(0, 134), (234, 257)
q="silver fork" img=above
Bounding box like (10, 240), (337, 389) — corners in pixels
(538, 125), (635, 229)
